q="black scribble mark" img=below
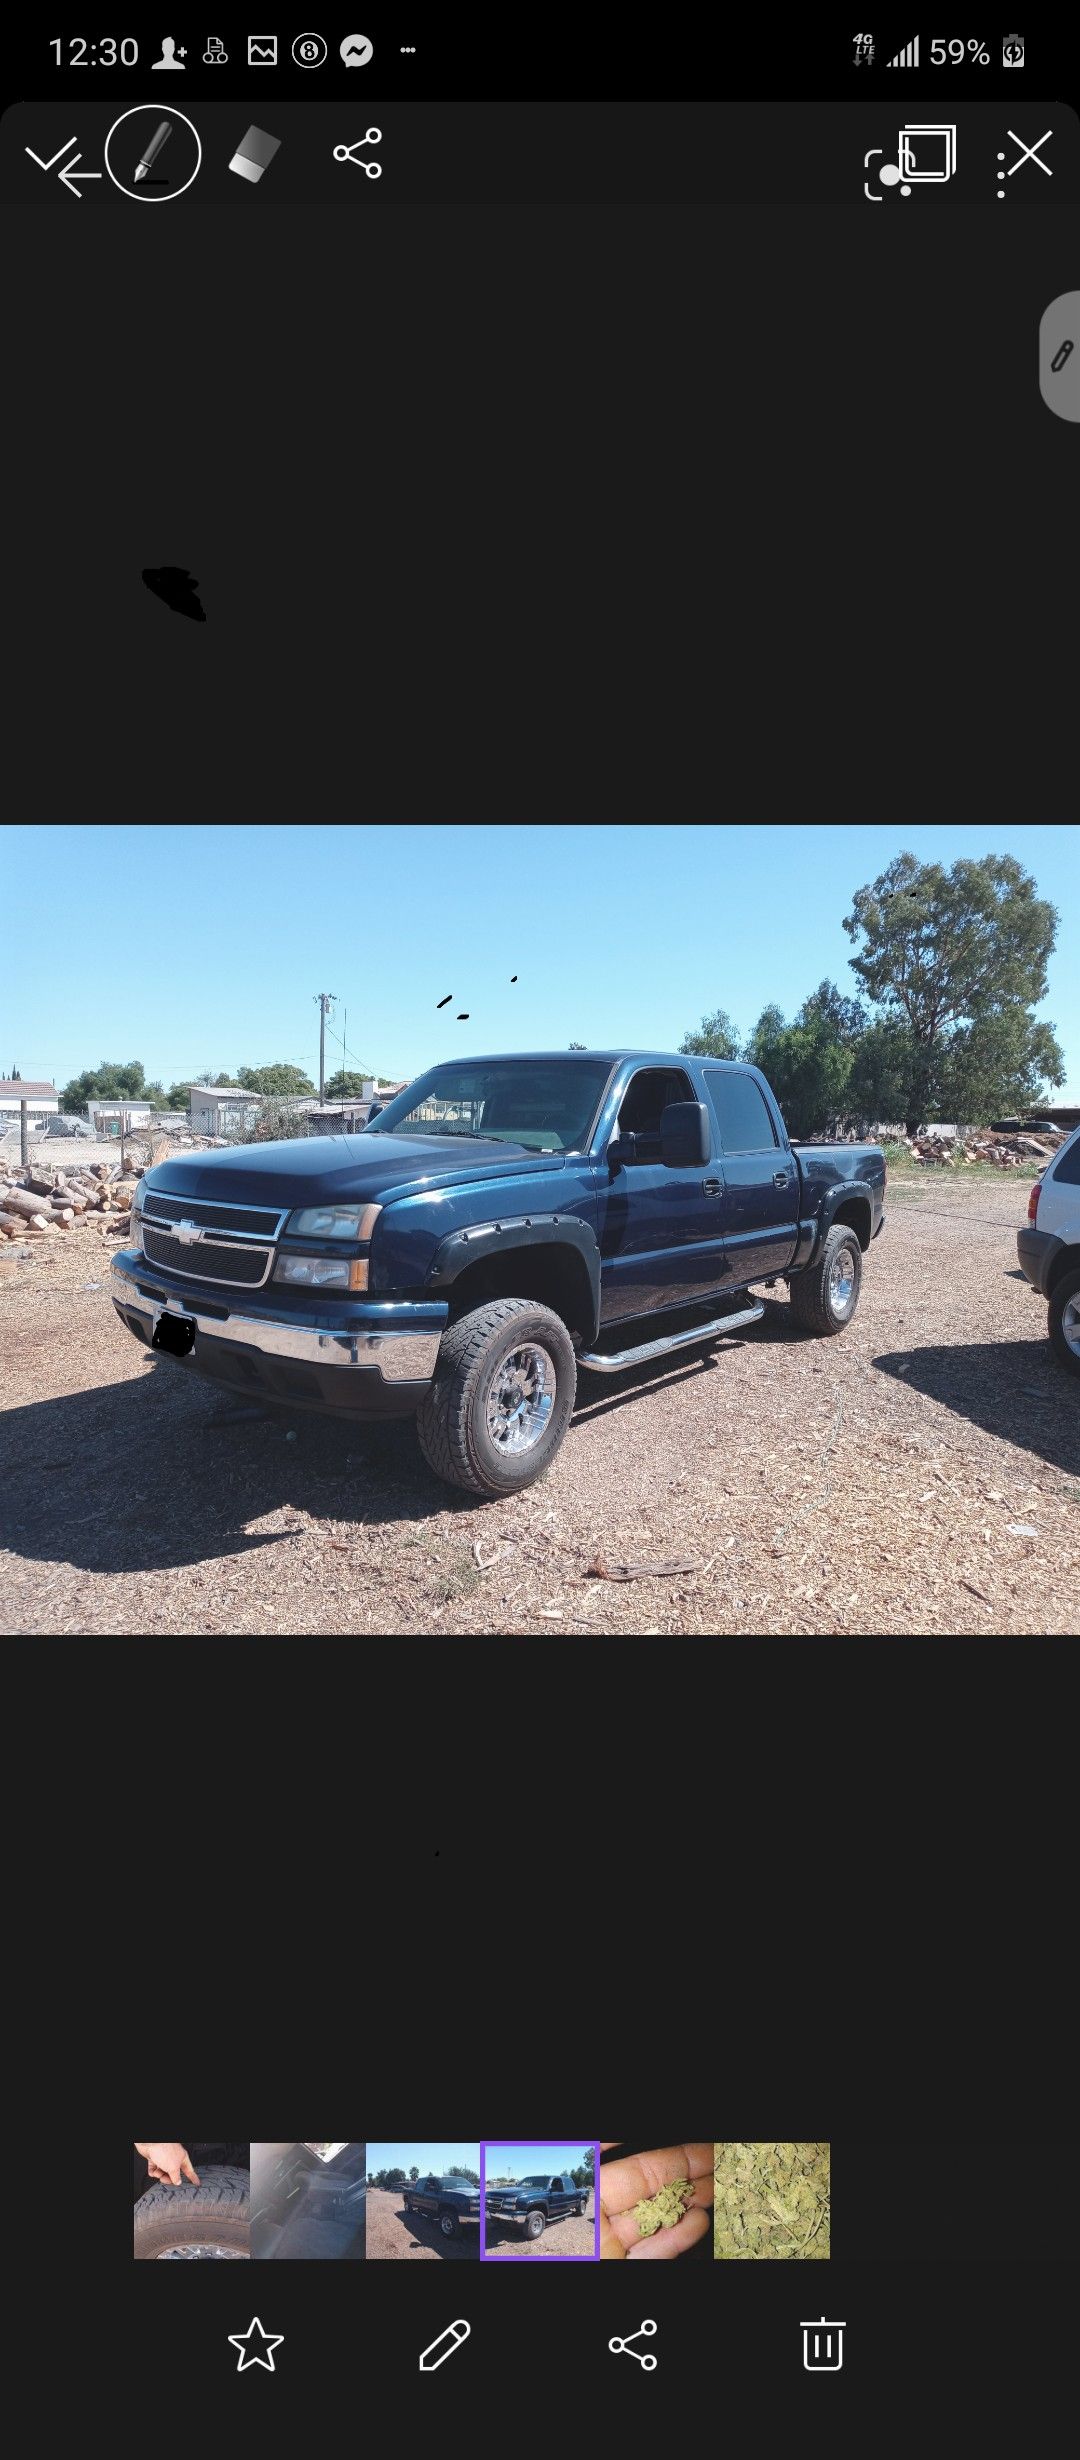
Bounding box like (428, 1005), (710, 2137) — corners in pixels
(436, 994), (453, 1009)
(143, 565), (206, 622)
(456, 1012), (470, 1021)
(510, 975), (518, 982)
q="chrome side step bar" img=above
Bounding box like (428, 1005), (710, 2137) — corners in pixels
(577, 1301), (765, 1374)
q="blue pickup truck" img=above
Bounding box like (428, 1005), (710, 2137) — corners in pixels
(111, 1051), (885, 1496)
(485, 2174), (590, 2239)
(401, 2173), (482, 2239)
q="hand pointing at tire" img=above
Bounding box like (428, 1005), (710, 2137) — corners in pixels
(135, 2142), (201, 2185)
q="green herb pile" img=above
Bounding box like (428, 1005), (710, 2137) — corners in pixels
(634, 2178), (696, 2237)
(713, 2143), (830, 2259)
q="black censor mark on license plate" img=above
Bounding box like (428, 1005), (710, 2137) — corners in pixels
(152, 1314), (196, 1356)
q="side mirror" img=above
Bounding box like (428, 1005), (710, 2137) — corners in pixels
(606, 1130), (637, 1170)
(660, 1100), (711, 1168)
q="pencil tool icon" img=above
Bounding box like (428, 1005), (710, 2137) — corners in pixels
(419, 2320), (471, 2374)
(134, 120), (173, 183)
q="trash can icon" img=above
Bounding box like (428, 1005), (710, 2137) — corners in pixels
(801, 2317), (846, 2372)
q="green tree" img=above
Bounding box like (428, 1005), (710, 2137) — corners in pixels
(409, 2166), (420, 2181)
(325, 1067), (371, 1099)
(797, 979), (868, 1046)
(235, 1063), (316, 1097)
(678, 1007), (741, 1060)
(843, 850), (1059, 1132)
(936, 1008), (1064, 1124)
(845, 1016), (916, 1127)
(453, 2165), (480, 2186)
(568, 1041), (587, 1050)
(60, 1059), (148, 1114)
(745, 1007), (853, 1137)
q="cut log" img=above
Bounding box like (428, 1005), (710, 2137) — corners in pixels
(1, 1187), (54, 1220)
(25, 1173), (56, 1196)
(47, 1207), (76, 1225)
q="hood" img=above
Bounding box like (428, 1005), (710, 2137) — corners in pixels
(146, 1132), (569, 1210)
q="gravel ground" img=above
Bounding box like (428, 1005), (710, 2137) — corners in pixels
(485, 2193), (595, 2257)
(365, 2188), (478, 2261)
(2, 1178), (1078, 1636)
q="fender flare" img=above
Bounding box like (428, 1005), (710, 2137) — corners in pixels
(426, 1211), (602, 1341)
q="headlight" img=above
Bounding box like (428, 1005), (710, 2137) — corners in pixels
(286, 1202), (382, 1239)
(129, 1179), (146, 1249)
(274, 1254), (358, 1289)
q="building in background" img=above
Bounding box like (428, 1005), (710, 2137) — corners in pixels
(188, 1084), (263, 1137)
(0, 1076), (58, 1133)
(90, 1099), (153, 1139)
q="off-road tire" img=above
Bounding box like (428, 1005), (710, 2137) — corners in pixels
(416, 1298), (577, 1496)
(788, 1224), (863, 1335)
(525, 2210), (547, 2239)
(440, 2210), (460, 2239)
(133, 2165), (250, 2259)
(1048, 1267), (1080, 1376)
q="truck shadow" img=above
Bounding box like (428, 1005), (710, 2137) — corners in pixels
(392, 2206), (478, 2259)
(873, 1344), (1080, 1476)
(0, 1366), (458, 1573)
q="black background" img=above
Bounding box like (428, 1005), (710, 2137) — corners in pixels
(4, 21), (1078, 818)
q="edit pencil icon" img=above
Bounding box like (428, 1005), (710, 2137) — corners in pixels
(229, 125), (281, 183)
(134, 120), (173, 182)
(419, 2321), (471, 2374)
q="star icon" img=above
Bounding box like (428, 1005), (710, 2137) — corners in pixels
(228, 2317), (285, 2374)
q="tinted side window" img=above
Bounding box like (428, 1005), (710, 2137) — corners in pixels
(704, 1069), (778, 1152)
(1052, 1137), (1080, 1184)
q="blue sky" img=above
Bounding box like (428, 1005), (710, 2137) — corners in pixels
(8, 824), (1078, 1099)
(367, 2144), (480, 2174)
(485, 2145), (593, 2174)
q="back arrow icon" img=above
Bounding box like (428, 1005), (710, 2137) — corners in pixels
(25, 135), (102, 196)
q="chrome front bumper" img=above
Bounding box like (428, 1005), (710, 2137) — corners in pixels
(110, 1260), (441, 1383)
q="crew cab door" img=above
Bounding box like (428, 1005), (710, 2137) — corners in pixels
(702, 1067), (800, 1283)
(594, 1065), (727, 1324)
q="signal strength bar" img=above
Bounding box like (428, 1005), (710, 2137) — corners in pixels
(888, 35), (920, 66)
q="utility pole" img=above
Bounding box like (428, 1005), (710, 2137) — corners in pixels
(314, 991), (337, 1105)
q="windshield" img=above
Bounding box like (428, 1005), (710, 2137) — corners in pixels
(364, 1058), (614, 1154)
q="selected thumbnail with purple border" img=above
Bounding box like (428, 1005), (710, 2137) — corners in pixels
(480, 2143), (601, 2261)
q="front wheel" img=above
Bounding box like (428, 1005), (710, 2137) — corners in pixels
(440, 2211), (460, 2239)
(788, 1224), (863, 1335)
(1048, 1267), (1080, 1376)
(525, 2210), (547, 2239)
(416, 1297), (577, 1496)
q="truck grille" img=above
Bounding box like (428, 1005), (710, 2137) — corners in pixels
(141, 1227), (273, 1287)
(142, 1192), (283, 1239)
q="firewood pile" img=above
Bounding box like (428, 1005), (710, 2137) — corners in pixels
(898, 1126), (1069, 1168)
(0, 1157), (142, 1244)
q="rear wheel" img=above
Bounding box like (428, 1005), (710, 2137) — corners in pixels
(788, 1225), (862, 1335)
(133, 2166), (250, 2259)
(417, 1298), (577, 1496)
(1048, 1267), (1080, 1376)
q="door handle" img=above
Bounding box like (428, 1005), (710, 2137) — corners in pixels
(773, 1172), (788, 1187)
(702, 1177), (721, 1196)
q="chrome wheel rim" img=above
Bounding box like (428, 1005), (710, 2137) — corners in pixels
(486, 1343), (556, 1453)
(156, 2246), (249, 2260)
(829, 1247), (856, 1311)
(1062, 1297), (1080, 1357)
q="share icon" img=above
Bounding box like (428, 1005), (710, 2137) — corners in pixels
(609, 2319), (658, 2370)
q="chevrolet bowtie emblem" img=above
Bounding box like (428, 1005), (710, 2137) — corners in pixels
(175, 1221), (202, 1244)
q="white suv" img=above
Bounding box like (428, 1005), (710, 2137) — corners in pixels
(1017, 1124), (1080, 1376)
